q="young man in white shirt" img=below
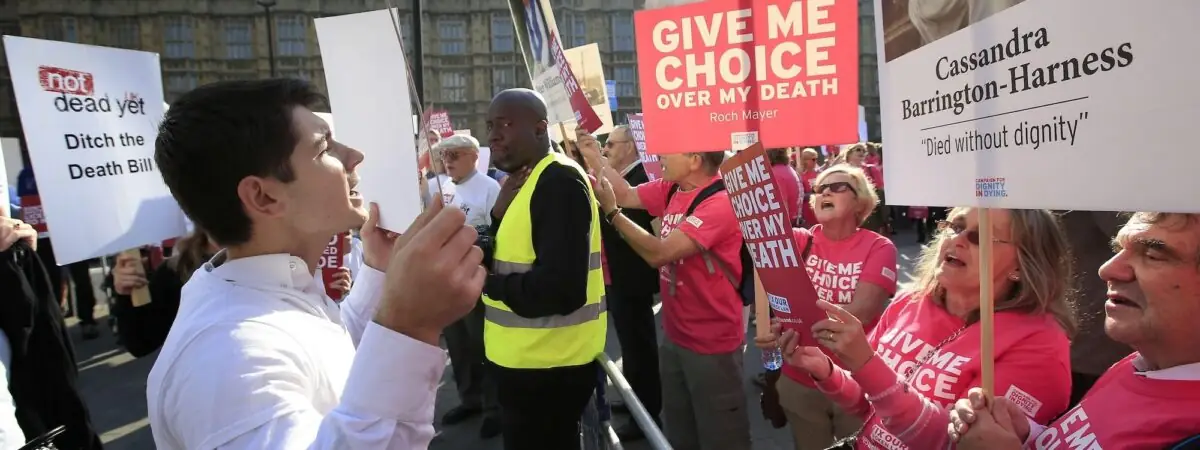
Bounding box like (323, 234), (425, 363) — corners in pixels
(148, 78), (487, 449)
(432, 135), (504, 437)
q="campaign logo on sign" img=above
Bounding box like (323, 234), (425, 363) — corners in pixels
(731, 131), (759, 151)
(768, 293), (791, 314)
(975, 177), (1008, 198)
(523, 0), (550, 68)
(39, 66), (94, 96)
(1004, 384), (1043, 418)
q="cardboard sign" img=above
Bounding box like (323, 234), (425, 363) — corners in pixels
(874, 0), (1199, 212)
(720, 143), (822, 345)
(319, 232), (347, 300)
(556, 44), (615, 138)
(510, 0), (603, 133)
(315, 9), (423, 232)
(4, 36), (185, 264)
(626, 113), (662, 181)
(634, 0), (860, 154)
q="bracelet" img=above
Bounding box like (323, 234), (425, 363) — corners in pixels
(604, 207), (623, 224)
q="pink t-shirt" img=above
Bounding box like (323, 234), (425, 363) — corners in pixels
(783, 225), (898, 387)
(862, 163), (884, 190)
(815, 292), (1072, 450)
(637, 177), (744, 355)
(799, 169), (819, 227)
(772, 163), (801, 224)
(1027, 354), (1200, 449)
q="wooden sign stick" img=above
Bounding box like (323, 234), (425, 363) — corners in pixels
(977, 209), (996, 395)
(120, 248), (152, 307)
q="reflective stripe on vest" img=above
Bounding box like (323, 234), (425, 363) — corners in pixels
(482, 151), (607, 369)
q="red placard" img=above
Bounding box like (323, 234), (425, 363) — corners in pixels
(720, 143), (822, 346)
(626, 113), (662, 181)
(19, 195), (48, 236)
(428, 109), (454, 138)
(634, 0), (859, 154)
(550, 31), (603, 133)
(319, 232), (347, 301)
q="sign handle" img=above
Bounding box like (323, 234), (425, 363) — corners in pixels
(120, 248), (152, 307)
(977, 208), (996, 395)
(753, 268), (770, 339)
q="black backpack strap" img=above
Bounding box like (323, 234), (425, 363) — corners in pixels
(1170, 434), (1200, 450)
(686, 180), (727, 216)
(666, 183), (680, 206)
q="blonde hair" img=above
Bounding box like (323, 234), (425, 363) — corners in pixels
(908, 208), (1077, 336)
(800, 148), (819, 159)
(809, 164), (879, 225)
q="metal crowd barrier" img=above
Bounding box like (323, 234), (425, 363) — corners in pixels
(580, 353), (672, 450)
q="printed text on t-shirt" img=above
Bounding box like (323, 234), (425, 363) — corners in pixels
(805, 254), (862, 303)
(1034, 406), (1101, 450)
(875, 328), (972, 406)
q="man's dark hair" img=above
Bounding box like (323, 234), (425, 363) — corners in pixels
(155, 78), (325, 246)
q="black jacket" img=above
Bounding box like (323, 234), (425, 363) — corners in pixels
(0, 241), (102, 449)
(109, 260), (187, 358)
(599, 164), (660, 296)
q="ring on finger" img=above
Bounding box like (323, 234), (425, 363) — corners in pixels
(821, 330), (835, 341)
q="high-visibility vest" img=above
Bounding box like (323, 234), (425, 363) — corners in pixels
(482, 152), (607, 369)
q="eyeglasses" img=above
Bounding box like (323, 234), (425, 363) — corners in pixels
(815, 181), (857, 196)
(937, 221), (1013, 245)
(441, 150), (473, 162)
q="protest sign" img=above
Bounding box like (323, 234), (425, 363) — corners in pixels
(508, 0), (603, 133)
(319, 232), (347, 300)
(477, 147), (491, 175)
(634, 0), (859, 154)
(720, 143), (822, 345)
(429, 109), (454, 137)
(626, 113), (662, 181)
(454, 129), (472, 136)
(1, 138), (19, 186)
(316, 9), (423, 232)
(0, 146), (7, 218)
(875, 0), (1198, 212)
(4, 36), (184, 265)
(606, 80), (618, 111)
(556, 44), (615, 137)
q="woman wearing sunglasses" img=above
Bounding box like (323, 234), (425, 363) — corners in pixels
(764, 207), (1075, 450)
(763, 164), (900, 450)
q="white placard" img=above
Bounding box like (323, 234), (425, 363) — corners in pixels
(477, 147), (491, 175)
(4, 36), (184, 264)
(0, 144), (8, 218)
(875, 0), (1200, 212)
(1, 138), (19, 189)
(316, 9), (422, 233)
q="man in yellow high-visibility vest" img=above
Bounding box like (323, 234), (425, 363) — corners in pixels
(480, 89), (606, 449)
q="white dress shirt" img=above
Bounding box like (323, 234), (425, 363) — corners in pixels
(146, 251), (446, 449)
(0, 333), (24, 450)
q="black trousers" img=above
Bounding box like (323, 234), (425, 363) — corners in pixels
(607, 288), (662, 418)
(444, 300), (498, 417)
(33, 238), (97, 324)
(490, 360), (597, 450)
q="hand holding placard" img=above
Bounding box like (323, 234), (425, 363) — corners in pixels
(116, 249), (152, 307)
(720, 143), (823, 347)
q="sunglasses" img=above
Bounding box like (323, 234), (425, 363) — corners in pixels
(815, 181), (857, 195)
(936, 220), (1012, 245)
(440, 151), (472, 162)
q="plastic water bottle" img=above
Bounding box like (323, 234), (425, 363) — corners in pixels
(762, 345), (783, 370)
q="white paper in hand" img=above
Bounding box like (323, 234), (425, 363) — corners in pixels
(316, 9), (422, 233)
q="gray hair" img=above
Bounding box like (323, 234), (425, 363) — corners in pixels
(432, 134), (480, 154)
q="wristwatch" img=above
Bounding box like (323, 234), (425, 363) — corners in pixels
(604, 207), (623, 225)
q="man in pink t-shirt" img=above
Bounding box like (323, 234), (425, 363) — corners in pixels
(950, 212), (1200, 450)
(576, 136), (752, 450)
(768, 148), (802, 226)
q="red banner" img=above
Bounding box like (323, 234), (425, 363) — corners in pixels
(319, 232), (348, 301)
(634, 0), (859, 154)
(550, 32), (603, 133)
(720, 143), (822, 346)
(19, 195), (48, 236)
(626, 113), (662, 181)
